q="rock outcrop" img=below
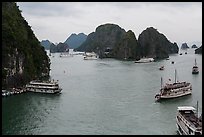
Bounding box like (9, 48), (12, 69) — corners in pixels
(195, 45), (202, 54)
(191, 44), (198, 48)
(181, 43), (189, 49)
(138, 27), (179, 59)
(2, 2), (50, 89)
(75, 23), (141, 60)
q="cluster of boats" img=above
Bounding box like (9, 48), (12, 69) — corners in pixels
(154, 58), (201, 135)
(2, 79), (62, 97)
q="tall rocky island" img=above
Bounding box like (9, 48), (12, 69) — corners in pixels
(138, 27), (179, 59)
(76, 24), (141, 60)
(76, 24), (179, 60)
(2, 2), (50, 89)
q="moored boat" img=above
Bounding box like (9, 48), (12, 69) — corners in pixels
(26, 80), (62, 94)
(192, 58), (199, 74)
(135, 58), (154, 63)
(176, 102), (202, 135)
(83, 52), (98, 60)
(155, 70), (192, 101)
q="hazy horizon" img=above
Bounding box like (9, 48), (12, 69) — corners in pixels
(17, 2), (202, 46)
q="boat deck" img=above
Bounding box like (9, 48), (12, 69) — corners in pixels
(180, 111), (202, 129)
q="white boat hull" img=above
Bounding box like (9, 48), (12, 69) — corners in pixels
(160, 90), (192, 99)
(26, 87), (62, 94)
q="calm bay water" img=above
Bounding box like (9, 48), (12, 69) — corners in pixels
(2, 48), (202, 135)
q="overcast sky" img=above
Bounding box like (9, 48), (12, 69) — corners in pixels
(17, 2), (202, 45)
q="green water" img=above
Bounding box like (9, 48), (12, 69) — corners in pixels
(2, 48), (202, 135)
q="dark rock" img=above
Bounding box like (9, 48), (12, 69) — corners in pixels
(2, 2), (50, 89)
(191, 44), (198, 48)
(181, 43), (189, 49)
(138, 27), (179, 59)
(195, 45), (202, 54)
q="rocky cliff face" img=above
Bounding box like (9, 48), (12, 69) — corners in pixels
(138, 27), (179, 59)
(64, 33), (87, 49)
(76, 23), (140, 60)
(76, 25), (178, 60)
(2, 2), (50, 89)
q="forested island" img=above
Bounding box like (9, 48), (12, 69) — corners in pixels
(2, 2), (50, 89)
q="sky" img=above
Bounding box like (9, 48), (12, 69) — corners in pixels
(17, 2), (202, 46)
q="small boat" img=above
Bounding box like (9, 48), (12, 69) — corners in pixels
(185, 52), (187, 54)
(171, 61), (175, 64)
(155, 70), (192, 101)
(176, 101), (202, 135)
(135, 58), (154, 63)
(192, 59), (199, 74)
(159, 66), (164, 70)
(180, 53), (182, 55)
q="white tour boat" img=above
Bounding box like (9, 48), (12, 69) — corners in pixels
(83, 52), (98, 60)
(155, 70), (192, 101)
(176, 103), (202, 135)
(192, 58), (199, 74)
(135, 57), (154, 63)
(26, 80), (62, 94)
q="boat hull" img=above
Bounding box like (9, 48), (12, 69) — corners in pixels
(26, 87), (62, 94)
(155, 90), (192, 101)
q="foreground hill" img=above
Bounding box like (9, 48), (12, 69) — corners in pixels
(2, 2), (50, 89)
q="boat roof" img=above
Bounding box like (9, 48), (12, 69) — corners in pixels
(177, 106), (196, 111)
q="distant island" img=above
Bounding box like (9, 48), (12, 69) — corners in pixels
(181, 43), (189, 49)
(191, 44), (198, 48)
(75, 23), (179, 60)
(40, 40), (53, 50)
(64, 33), (87, 49)
(50, 42), (69, 53)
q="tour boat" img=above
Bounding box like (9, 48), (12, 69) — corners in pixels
(155, 70), (192, 101)
(83, 52), (98, 60)
(134, 58), (154, 63)
(192, 59), (199, 74)
(176, 102), (202, 135)
(26, 80), (62, 94)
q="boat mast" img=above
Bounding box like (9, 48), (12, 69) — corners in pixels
(196, 101), (199, 119)
(161, 77), (163, 89)
(175, 69), (177, 83)
(195, 58), (197, 66)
